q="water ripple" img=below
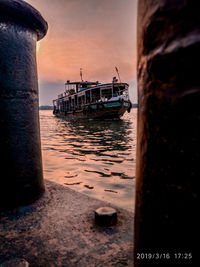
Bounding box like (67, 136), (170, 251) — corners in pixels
(40, 109), (137, 211)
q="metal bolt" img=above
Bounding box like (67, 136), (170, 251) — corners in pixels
(95, 207), (117, 226)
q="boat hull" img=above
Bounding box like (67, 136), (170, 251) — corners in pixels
(53, 100), (131, 120)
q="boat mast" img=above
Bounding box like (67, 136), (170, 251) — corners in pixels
(115, 66), (121, 83)
(80, 68), (83, 81)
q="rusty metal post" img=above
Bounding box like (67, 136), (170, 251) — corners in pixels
(135, 0), (199, 265)
(0, 0), (48, 211)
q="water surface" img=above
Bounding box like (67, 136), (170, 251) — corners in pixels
(40, 109), (137, 211)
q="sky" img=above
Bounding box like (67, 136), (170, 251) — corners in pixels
(26, 0), (138, 105)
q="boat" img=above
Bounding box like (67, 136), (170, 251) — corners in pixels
(53, 69), (132, 119)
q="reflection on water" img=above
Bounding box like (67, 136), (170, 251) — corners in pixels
(40, 109), (137, 211)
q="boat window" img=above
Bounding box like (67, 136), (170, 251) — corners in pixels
(91, 88), (100, 103)
(101, 88), (112, 101)
(82, 95), (85, 106)
(78, 96), (82, 109)
(86, 90), (91, 104)
(65, 84), (76, 92)
(75, 95), (78, 106)
(66, 100), (69, 110)
(113, 85), (126, 96)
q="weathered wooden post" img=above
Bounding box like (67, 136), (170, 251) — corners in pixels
(0, 0), (47, 211)
(135, 0), (199, 265)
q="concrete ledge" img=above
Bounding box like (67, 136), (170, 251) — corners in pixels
(0, 180), (133, 266)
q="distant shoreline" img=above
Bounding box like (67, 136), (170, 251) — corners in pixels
(39, 105), (53, 110)
(132, 103), (138, 108)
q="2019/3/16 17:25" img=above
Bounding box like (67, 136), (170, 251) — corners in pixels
(136, 253), (192, 260)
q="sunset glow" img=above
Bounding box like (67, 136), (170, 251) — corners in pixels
(26, 0), (137, 105)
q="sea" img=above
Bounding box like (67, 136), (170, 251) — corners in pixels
(39, 108), (137, 212)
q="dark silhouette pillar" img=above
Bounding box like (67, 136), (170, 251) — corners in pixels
(0, 0), (48, 211)
(135, 0), (199, 266)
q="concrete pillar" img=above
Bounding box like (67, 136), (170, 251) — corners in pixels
(135, 0), (199, 265)
(0, 0), (48, 211)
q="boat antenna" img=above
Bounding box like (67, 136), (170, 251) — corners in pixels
(80, 68), (83, 81)
(115, 66), (121, 83)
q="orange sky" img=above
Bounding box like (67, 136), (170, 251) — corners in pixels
(26, 0), (137, 105)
